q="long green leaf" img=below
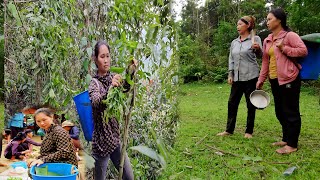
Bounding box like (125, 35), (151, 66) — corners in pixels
(110, 67), (125, 74)
(130, 145), (166, 167)
(7, 2), (22, 26)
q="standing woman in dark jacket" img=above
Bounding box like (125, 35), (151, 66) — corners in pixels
(89, 41), (135, 180)
(217, 16), (262, 138)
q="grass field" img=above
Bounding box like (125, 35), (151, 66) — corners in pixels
(160, 83), (320, 180)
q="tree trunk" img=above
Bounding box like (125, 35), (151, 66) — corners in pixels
(35, 49), (41, 105)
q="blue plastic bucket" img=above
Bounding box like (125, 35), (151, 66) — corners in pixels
(300, 42), (320, 80)
(30, 163), (78, 180)
(73, 90), (94, 141)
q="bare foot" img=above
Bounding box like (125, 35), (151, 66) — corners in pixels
(272, 141), (287, 146)
(276, 145), (297, 154)
(244, 133), (252, 139)
(216, 131), (231, 136)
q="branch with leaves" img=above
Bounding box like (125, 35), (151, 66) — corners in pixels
(102, 58), (138, 179)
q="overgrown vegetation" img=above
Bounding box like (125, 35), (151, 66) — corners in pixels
(0, 102), (4, 131)
(0, 1), (4, 101)
(4, 0), (178, 178)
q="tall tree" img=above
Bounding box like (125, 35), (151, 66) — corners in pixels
(288, 0), (320, 35)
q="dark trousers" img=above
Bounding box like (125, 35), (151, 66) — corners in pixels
(226, 78), (257, 134)
(93, 145), (134, 180)
(270, 77), (301, 148)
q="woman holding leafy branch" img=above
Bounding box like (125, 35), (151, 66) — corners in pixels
(89, 40), (135, 180)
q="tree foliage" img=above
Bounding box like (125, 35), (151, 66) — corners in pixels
(4, 0), (178, 178)
(178, 0), (266, 83)
(0, 1), (4, 100)
(178, 0), (319, 83)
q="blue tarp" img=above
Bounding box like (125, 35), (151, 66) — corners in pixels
(300, 33), (320, 80)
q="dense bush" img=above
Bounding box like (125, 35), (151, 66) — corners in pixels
(178, 21), (235, 83)
(4, 0), (178, 179)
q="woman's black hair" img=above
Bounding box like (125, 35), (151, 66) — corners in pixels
(12, 132), (26, 141)
(93, 41), (111, 58)
(269, 8), (291, 32)
(24, 129), (33, 134)
(34, 108), (54, 119)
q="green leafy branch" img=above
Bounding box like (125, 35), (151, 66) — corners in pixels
(102, 86), (126, 123)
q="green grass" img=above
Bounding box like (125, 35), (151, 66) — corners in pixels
(160, 83), (320, 180)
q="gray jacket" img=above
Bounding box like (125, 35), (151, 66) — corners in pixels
(228, 35), (262, 82)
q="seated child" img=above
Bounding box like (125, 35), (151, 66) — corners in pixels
(4, 132), (31, 160)
(21, 129), (41, 152)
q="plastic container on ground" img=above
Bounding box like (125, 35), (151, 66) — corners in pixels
(10, 161), (28, 169)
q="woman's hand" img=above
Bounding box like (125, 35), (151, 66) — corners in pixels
(112, 74), (122, 87)
(275, 40), (284, 52)
(29, 159), (44, 167)
(256, 81), (263, 90)
(227, 76), (233, 85)
(251, 42), (260, 51)
(132, 58), (138, 67)
(128, 58), (138, 75)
